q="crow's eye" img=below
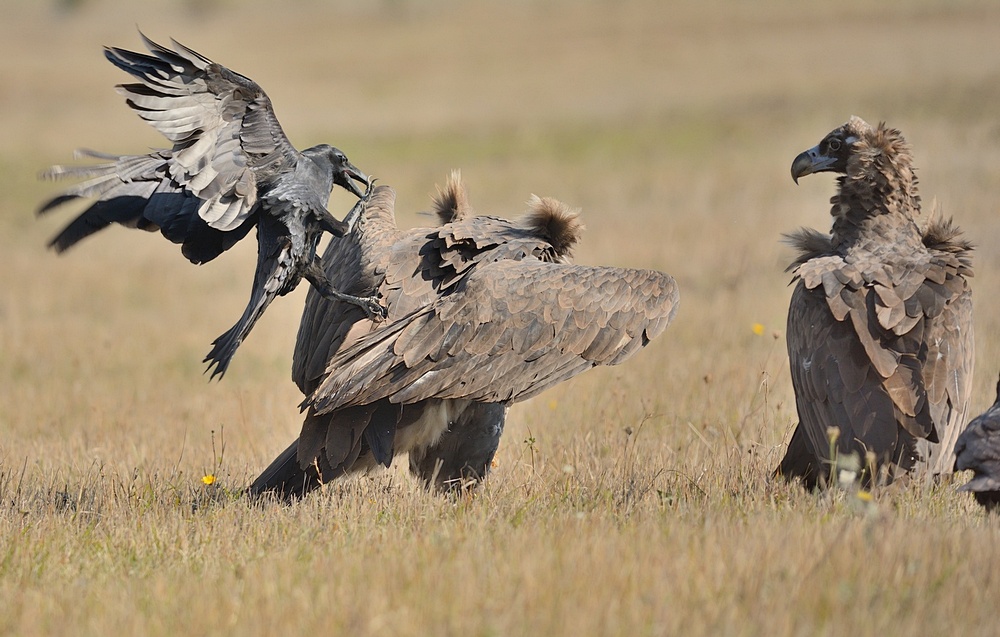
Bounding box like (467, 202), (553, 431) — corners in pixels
(828, 139), (842, 152)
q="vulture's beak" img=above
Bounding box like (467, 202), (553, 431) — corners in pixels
(338, 160), (372, 199)
(791, 145), (837, 184)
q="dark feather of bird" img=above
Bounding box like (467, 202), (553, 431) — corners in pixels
(777, 117), (973, 488)
(249, 173), (680, 499)
(954, 375), (1000, 512)
(38, 33), (380, 379)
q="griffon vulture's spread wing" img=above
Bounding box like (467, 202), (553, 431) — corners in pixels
(308, 258), (678, 412)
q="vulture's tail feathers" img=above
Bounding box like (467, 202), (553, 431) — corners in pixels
(247, 439), (323, 501)
(776, 423), (823, 489)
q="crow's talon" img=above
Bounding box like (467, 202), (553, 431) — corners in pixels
(364, 297), (387, 322)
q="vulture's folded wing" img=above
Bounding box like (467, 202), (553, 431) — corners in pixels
(785, 281), (906, 467)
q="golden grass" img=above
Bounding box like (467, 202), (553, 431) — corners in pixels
(3, 0), (1000, 634)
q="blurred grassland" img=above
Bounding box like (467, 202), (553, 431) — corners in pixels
(3, 0), (1000, 635)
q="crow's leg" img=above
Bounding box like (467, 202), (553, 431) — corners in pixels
(303, 261), (387, 321)
(317, 178), (377, 237)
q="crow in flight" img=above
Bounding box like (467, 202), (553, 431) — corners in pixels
(40, 34), (380, 378)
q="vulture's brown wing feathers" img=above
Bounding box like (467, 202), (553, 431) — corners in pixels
(920, 271), (974, 465)
(255, 180), (677, 499)
(292, 186), (405, 393)
(307, 259), (678, 412)
(782, 238), (972, 484)
(291, 188), (535, 393)
(783, 275), (917, 483)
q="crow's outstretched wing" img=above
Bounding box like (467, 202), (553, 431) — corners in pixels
(40, 34), (301, 262)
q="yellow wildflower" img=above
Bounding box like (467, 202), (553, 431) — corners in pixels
(202, 474), (216, 486)
(751, 323), (765, 336)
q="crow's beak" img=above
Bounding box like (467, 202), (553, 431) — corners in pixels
(339, 160), (371, 198)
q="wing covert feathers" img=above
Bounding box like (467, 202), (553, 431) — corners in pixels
(308, 259), (678, 413)
(260, 177), (678, 495)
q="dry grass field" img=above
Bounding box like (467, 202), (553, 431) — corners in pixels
(4, 0), (1000, 634)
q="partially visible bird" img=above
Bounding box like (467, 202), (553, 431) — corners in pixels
(249, 174), (679, 500)
(38, 33), (379, 379)
(954, 375), (1000, 511)
(777, 116), (974, 488)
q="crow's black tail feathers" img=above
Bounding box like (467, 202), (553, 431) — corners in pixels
(204, 216), (291, 379)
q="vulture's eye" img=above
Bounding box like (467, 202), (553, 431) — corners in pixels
(828, 139), (842, 152)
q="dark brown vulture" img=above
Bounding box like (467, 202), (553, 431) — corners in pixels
(249, 174), (679, 499)
(38, 34), (377, 379)
(954, 376), (1000, 511)
(776, 116), (974, 488)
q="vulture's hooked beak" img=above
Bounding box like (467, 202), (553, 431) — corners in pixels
(339, 160), (372, 199)
(791, 145), (838, 184)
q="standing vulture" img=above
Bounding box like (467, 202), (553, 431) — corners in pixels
(249, 175), (678, 499)
(954, 376), (1000, 511)
(777, 117), (974, 488)
(38, 34), (377, 379)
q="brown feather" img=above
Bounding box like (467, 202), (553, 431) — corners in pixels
(520, 195), (585, 261)
(430, 170), (473, 225)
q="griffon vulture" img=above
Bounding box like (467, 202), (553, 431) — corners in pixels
(250, 175), (678, 499)
(777, 116), (973, 488)
(38, 34), (377, 379)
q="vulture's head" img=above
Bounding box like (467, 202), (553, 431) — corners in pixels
(306, 144), (371, 198)
(790, 116), (875, 183)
